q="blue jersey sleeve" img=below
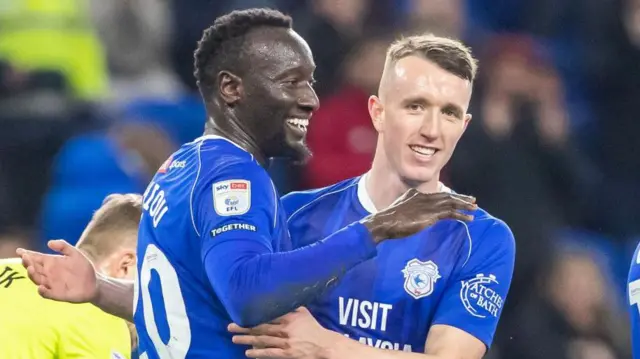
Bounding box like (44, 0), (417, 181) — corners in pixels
(431, 220), (515, 349)
(194, 161), (378, 327)
(628, 243), (640, 359)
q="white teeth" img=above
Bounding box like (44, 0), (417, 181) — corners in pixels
(286, 118), (309, 132)
(410, 145), (436, 156)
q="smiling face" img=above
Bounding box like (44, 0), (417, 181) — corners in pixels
(370, 55), (473, 186)
(237, 28), (319, 163)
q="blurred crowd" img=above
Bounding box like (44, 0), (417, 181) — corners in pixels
(1, 0), (639, 358)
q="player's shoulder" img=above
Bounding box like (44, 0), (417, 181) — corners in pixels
(466, 206), (515, 256)
(441, 183), (513, 244)
(180, 135), (268, 185)
(180, 134), (256, 169)
(282, 176), (360, 218)
(197, 134), (254, 161)
(469, 207), (511, 234)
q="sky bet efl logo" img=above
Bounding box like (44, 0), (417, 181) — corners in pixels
(212, 180), (251, 216)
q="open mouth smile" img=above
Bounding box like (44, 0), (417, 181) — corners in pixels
(286, 118), (309, 133)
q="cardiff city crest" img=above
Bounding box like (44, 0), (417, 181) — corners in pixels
(402, 259), (441, 299)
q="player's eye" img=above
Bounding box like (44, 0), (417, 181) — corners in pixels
(407, 103), (424, 112)
(284, 78), (316, 89)
(442, 108), (461, 119)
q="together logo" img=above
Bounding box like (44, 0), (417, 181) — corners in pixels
(460, 273), (503, 318)
(210, 223), (257, 237)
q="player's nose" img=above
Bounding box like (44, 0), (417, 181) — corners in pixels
(297, 85), (319, 113)
(419, 110), (441, 139)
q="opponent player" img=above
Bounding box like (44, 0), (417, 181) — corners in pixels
(227, 35), (516, 359)
(628, 243), (640, 358)
(2, 193), (140, 359)
(17, 9), (477, 359)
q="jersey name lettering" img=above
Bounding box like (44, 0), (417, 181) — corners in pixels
(143, 181), (169, 228)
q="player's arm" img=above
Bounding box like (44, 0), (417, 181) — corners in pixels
(198, 161), (475, 327)
(230, 220), (514, 359)
(229, 308), (483, 359)
(17, 240), (136, 322)
(325, 220), (515, 359)
(329, 327), (483, 359)
(197, 162), (379, 327)
(92, 273), (135, 322)
(425, 220), (515, 355)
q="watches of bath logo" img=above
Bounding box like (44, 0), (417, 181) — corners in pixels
(402, 259), (441, 299)
(460, 274), (504, 318)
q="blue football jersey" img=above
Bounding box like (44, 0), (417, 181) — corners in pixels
(283, 175), (516, 353)
(133, 135), (290, 359)
(628, 242), (640, 359)
(133, 135), (377, 359)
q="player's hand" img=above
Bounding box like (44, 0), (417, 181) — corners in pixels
(362, 191), (477, 243)
(228, 307), (335, 359)
(16, 239), (98, 303)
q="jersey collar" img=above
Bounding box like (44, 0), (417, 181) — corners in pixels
(196, 134), (249, 153)
(356, 173), (452, 214)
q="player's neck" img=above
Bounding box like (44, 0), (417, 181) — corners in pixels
(366, 152), (441, 211)
(204, 118), (266, 165)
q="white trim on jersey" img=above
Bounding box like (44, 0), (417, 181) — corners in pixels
(357, 173), (378, 214)
(190, 140), (204, 237)
(270, 181), (278, 229)
(460, 223), (473, 268)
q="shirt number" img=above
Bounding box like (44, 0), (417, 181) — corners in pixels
(137, 244), (192, 358)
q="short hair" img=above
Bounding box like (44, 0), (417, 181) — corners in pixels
(386, 34), (478, 82)
(193, 8), (293, 99)
(76, 193), (142, 261)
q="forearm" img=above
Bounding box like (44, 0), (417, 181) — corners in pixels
(324, 332), (437, 359)
(206, 223), (377, 327)
(91, 272), (135, 322)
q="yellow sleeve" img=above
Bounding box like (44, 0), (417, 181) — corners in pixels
(57, 303), (131, 359)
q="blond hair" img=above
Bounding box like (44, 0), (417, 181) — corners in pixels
(76, 193), (142, 261)
(385, 33), (478, 82)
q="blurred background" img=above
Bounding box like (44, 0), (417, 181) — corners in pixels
(1, 0), (639, 358)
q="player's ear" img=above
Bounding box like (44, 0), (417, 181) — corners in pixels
(218, 70), (243, 105)
(368, 95), (384, 133)
(117, 250), (136, 279)
(463, 113), (472, 133)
